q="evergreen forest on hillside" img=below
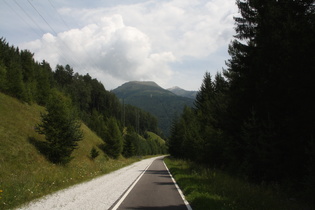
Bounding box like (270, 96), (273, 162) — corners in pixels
(0, 37), (167, 162)
(169, 0), (315, 206)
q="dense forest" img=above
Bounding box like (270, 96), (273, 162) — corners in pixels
(0, 37), (167, 161)
(169, 0), (315, 204)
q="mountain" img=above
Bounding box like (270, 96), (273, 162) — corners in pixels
(113, 81), (174, 98)
(112, 81), (194, 136)
(167, 86), (197, 99)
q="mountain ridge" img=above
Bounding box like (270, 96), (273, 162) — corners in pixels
(112, 81), (194, 136)
(114, 81), (176, 98)
(167, 86), (197, 99)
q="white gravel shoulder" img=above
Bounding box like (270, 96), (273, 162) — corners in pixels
(16, 156), (162, 210)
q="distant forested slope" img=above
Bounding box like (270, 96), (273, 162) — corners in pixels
(112, 81), (194, 136)
(167, 86), (197, 99)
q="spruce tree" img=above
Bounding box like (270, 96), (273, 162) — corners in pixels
(123, 131), (136, 158)
(194, 72), (229, 167)
(168, 116), (185, 158)
(35, 90), (83, 164)
(102, 117), (123, 159)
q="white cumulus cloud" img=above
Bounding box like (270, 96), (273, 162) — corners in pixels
(21, 14), (175, 89)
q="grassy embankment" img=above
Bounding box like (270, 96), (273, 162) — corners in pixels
(0, 92), (150, 209)
(164, 157), (310, 210)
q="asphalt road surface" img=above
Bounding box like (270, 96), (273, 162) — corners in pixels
(114, 157), (190, 210)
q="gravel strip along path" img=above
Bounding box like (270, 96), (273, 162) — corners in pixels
(17, 156), (163, 210)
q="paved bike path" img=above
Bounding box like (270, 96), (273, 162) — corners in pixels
(115, 157), (190, 210)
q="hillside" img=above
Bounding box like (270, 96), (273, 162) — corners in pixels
(167, 86), (197, 99)
(112, 81), (194, 136)
(0, 92), (141, 209)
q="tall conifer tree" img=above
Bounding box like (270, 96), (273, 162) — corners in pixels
(35, 90), (83, 164)
(224, 0), (315, 182)
(102, 117), (123, 159)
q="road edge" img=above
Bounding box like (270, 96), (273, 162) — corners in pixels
(163, 159), (193, 210)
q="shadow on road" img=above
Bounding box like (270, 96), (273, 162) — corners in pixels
(142, 170), (169, 175)
(154, 182), (175, 186)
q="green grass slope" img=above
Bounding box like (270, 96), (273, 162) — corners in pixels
(146, 131), (166, 145)
(0, 92), (140, 209)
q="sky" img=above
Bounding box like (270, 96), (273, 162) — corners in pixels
(0, 0), (238, 91)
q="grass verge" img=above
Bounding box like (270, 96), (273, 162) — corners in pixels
(164, 157), (309, 210)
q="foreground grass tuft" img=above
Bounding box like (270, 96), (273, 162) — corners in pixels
(164, 157), (309, 210)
